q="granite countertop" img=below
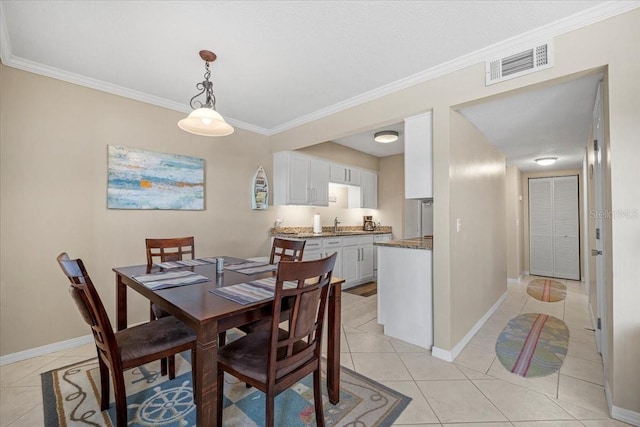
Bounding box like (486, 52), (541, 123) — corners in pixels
(374, 236), (433, 250)
(272, 226), (392, 239)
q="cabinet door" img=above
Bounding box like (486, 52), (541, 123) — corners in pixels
(288, 154), (310, 205)
(359, 245), (374, 281)
(302, 249), (323, 261)
(329, 164), (361, 185)
(361, 170), (378, 209)
(346, 168), (361, 185)
(330, 164), (347, 184)
(324, 247), (342, 279)
(342, 246), (359, 286)
(309, 159), (330, 206)
(404, 112), (433, 199)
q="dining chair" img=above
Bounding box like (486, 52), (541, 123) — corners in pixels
(56, 253), (197, 427)
(145, 236), (195, 378)
(216, 253), (337, 427)
(269, 237), (306, 264)
(220, 237), (307, 347)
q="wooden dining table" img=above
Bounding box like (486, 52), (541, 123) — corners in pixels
(113, 256), (343, 427)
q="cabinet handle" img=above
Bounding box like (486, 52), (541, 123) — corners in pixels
(344, 169), (347, 182)
(348, 169), (351, 182)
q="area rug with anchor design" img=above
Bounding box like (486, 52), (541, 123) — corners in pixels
(41, 352), (411, 426)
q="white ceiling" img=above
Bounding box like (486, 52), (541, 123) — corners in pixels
(459, 73), (602, 172)
(1, 1), (636, 163)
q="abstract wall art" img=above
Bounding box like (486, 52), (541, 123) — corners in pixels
(107, 145), (204, 210)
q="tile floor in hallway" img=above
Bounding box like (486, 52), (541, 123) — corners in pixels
(0, 276), (632, 426)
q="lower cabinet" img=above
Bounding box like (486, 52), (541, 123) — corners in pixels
(282, 234), (389, 289)
(342, 236), (374, 288)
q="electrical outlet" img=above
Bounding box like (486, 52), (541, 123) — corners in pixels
(456, 218), (462, 232)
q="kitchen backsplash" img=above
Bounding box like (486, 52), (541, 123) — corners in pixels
(274, 185), (383, 228)
(271, 225), (392, 235)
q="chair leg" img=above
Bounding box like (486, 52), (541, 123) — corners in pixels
(313, 368), (325, 427)
(168, 355), (176, 380)
(112, 370), (128, 427)
(98, 358), (110, 411)
(266, 390), (275, 427)
(218, 330), (226, 346)
(216, 369), (224, 426)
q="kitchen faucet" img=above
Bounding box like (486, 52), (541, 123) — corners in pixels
(333, 217), (340, 233)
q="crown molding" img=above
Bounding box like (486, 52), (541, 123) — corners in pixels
(269, 1), (640, 135)
(2, 1), (638, 137)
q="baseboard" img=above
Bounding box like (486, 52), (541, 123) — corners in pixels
(507, 273), (525, 284)
(606, 381), (640, 426)
(612, 405), (640, 426)
(431, 291), (508, 362)
(0, 334), (94, 366)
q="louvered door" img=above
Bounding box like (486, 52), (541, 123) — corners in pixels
(529, 176), (580, 280)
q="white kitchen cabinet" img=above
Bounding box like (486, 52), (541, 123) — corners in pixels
(342, 235), (374, 287)
(360, 170), (377, 209)
(321, 237), (342, 279)
(347, 170), (378, 209)
(301, 238), (323, 260)
(330, 164), (361, 186)
(404, 112), (433, 199)
(373, 233), (392, 278)
(273, 151), (330, 206)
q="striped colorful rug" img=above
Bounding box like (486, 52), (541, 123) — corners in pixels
(527, 278), (567, 302)
(495, 313), (569, 378)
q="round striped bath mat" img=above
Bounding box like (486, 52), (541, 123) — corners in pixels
(527, 278), (567, 302)
(495, 313), (569, 378)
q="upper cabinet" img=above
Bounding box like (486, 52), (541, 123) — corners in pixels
(349, 169), (377, 209)
(273, 151), (330, 206)
(274, 150), (377, 208)
(330, 164), (361, 186)
(404, 112), (433, 199)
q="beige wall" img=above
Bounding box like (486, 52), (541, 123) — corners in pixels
(268, 9), (640, 412)
(521, 169), (583, 275)
(0, 65), (275, 355)
(449, 111), (507, 343)
(378, 154), (405, 240)
(506, 166), (524, 280)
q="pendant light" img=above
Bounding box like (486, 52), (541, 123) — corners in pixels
(178, 50), (234, 137)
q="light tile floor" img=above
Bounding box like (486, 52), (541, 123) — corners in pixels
(0, 275), (633, 426)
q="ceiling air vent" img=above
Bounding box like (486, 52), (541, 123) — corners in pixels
(486, 40), (554, 86)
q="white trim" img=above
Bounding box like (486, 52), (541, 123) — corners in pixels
(431, 291), (508, 362)
(611, 404), (640, 426)
(268, 1), (639, 134)
(1, 2), (638, 137)
(0, 334), (94, 366)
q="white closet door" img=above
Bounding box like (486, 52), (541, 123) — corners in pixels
(529, 176), (580, 280)
(529, 178), (554, 277)
(553, 176), (580, 280)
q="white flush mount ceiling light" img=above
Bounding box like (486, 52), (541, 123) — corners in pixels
(535, 157), (558, 166)
(178, 50), (234, 137)
(374, 130), (399, 144)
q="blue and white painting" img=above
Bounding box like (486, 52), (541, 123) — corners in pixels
(107, 146), (204, 210)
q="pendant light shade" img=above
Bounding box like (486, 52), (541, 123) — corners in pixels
(179, 50), (234, 137)
(178, 108), (234, 136)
